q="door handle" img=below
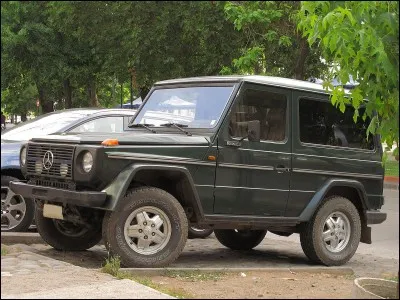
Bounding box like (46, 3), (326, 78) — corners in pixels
(226, 140), (241, 147)
(274, 165), (290, 173)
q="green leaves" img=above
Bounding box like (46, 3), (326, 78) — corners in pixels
(222, 1), (328, 79)
(298, 1), (399, 158)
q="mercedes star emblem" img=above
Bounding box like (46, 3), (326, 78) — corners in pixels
(42, 150), (54, 170)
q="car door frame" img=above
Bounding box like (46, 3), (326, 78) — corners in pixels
(212, 82), (292, 217)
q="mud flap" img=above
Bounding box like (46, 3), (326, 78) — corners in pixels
(360, 225), (372, 244)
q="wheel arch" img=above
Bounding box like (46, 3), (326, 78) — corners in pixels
(1, 168), (25, 181)
(299, 179), (369, 224)
(102, 163), (204, 221)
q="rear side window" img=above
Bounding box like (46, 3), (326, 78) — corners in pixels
(299, 98), (374, 150)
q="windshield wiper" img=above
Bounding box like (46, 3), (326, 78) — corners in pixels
(160, 122), (192, 136)
(128, 123), (157, 133)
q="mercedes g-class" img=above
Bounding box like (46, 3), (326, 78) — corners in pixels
(10, 76), (387, 267)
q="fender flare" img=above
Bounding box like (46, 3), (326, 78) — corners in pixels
(101, 163), (204, 219)
(298, 179), (369, 222)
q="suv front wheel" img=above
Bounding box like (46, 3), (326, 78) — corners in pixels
(104, 187), (188, 267)
(300, 196), (361, 266)
(214, 229), (267, 250)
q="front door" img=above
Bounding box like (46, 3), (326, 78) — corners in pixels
(213, 83), (291, 216)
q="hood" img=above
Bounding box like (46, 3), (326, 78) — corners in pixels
(30, 131), (211, 146)
(1, 141), (24, 169)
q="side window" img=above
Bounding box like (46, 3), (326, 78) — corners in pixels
(70, 116), (124, 133)
(299, 98), (374, 150)
(229, 89), (287, 142)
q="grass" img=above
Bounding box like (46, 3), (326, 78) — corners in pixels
(163, 269), (226, 282)
(1, 246), (8, 256)
(101, 255), (192, 299)
(385, 160), (399, 177)
(384, 275), (399, 282)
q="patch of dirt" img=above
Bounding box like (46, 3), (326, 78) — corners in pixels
(150, 271), (355, 299)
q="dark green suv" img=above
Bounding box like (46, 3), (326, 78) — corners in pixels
(10, 76), (387, 267)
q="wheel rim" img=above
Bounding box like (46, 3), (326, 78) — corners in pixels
(1, 186), (26, 230)
(124, 206), (172, 255)
(322, 211), (351, 253)
(191, 227), (207, 232)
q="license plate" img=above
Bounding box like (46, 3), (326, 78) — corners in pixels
(43, 204), (64, 220)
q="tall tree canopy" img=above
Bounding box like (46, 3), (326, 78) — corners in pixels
(1, 1), (243, 114)
(298, 1), (399, 157)
(220, 1), (328, 79)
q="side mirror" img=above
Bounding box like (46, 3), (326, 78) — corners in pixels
(247, 120), (260, 142)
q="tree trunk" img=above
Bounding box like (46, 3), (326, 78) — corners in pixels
(294, 36), (310, 80)
(139, 86), (150, 100)
(63, 79), (72, 109)
(254, 62), (261, 75)
(39, 87), (54, 114)
(21, 112), (27, 122)
(87, 77), (99, 107)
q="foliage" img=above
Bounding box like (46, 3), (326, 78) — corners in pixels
(384, 160), (399, 177)
(101, 255), (190, 298)
(221, 1), (328, 79)
(298, 1), (399, 157)
(1, 1), (242, 116)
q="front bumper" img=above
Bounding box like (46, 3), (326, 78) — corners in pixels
(9, 181), (107, 208)
(366, 210), (387, 225)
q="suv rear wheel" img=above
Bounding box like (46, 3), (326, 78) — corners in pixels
(188, 226), (213, 239)
(300, 196), (361, 266)
(214, 229), (267, 250)
(104, 187), (188, 267)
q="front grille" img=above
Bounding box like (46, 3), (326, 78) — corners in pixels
(29, 179), (76, 190)
(26, 143), (75, 179)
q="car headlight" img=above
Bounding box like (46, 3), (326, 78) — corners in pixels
(20, 147), (27, 166)
(82, 151), (93, 173)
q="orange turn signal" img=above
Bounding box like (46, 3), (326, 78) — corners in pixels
(101, 139), (119, 146)
(207, 155), (216, 161)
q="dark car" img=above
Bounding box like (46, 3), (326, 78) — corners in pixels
(9, 76), (386, 268)
(1, 108), (137, 232)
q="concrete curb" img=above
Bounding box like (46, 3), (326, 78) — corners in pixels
(1, 232), (44, 245)
(0, 232), (105, 246)
(121, 266), (354, 276)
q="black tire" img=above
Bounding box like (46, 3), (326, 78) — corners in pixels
(105, 187), (188, 268)
(1, 175), (35, 232)
(300, 196), (361, 266)
(188, 226), (213, 239)
(35, 206), (102, 251)
(214, 229), (267, 250)
(102, 211), (112, 251)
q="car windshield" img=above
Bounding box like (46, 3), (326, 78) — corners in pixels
(131, 86), (235, 128)
(1, 110), (96, 142)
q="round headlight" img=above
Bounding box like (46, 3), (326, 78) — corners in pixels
(20, 147), (27, 166)
(35, 161), (43, 174)
(82, 151), (93, 173)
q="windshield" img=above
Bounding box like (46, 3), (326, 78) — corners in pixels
(131, 86), (235, 128)
(1, 110), (96, 142)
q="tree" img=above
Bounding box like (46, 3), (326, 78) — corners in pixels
(298, 1), (399, 158)
(221, 1), (328, 79)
